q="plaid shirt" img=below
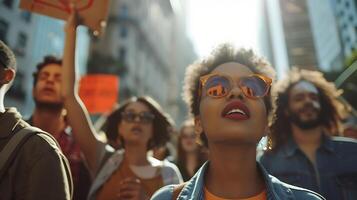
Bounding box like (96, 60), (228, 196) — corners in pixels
(55, 126), (82, 186)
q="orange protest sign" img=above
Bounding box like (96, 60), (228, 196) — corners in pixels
(79, 74), (119, 114)
(19, 0), (110, 36)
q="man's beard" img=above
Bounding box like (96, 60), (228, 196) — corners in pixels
(34, 99), (63, 112)
(288, 105), (322, 130)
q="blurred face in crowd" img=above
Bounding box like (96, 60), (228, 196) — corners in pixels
(287, 80), (322, 130)
(118, 101), (154, 147)
(33, 64), (63, 106)
(343, 127), (357, 139)
(181, 125), (197, 153)
(195, 62), (269, 146)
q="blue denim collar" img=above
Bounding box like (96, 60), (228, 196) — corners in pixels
(177, 161), (294, 200)
(283, 134), (335, 158)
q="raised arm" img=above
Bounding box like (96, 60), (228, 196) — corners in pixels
(62, 6), (105, 174)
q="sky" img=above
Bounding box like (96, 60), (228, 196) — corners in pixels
(186, 0), (261, 57)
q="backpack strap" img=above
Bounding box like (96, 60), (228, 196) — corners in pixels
(0, 127), (38, 180)
(172, 182), (186, 200)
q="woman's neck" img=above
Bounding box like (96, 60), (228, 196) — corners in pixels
(124, 144), (150, 166)
(205, 144), (265, 199)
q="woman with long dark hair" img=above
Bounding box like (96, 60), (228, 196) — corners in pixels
(62, 9), (182, 200)
(176, 119), (207, 181)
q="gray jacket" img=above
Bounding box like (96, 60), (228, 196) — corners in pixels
(0, 108), (73, 200)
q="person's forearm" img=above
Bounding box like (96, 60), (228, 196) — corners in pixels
(61, 15), (103, 173)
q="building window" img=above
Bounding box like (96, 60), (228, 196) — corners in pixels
(14, 32), (27, 56)
(339, 10), (344, 17)
(349, 14), (355, 22)
(20, 11), (32, 23)
(2, 0), (14, 8)
(119, 47), (126, 63)
(120, 5), (129, 17)
(346, 36), (351, 42)
(0, 19), (9, 43)
(120, 26), (128, 38)
(343, 23), (347, 30)
(346, 0), (350, 7)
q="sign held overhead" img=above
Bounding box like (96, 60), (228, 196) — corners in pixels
(19, 0), (111, 36)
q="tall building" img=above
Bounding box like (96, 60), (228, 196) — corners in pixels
(1, 0), (90, 116)
(1, 0), (38, 112)
(307, 0), (344, 71)
(260, 0), (348, 76)
(331, 0), (357, 59)
(87, 0), (197, 124)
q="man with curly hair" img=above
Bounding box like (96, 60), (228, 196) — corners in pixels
(260, 68), (357, 200)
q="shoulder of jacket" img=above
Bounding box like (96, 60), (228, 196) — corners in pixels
(17, 126), (59, 151)
(151, 184), (174, 200)
(270, 175), (325, 200)
(331, 136), (357, 145)
(331, 136), (357, 154)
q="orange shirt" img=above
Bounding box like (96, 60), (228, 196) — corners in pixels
(204, 187), (267, 200)
(96, 159), (163, 200)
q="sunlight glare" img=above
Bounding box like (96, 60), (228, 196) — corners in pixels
(188, 0), (260, 57)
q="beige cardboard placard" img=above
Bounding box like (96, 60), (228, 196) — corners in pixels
(19, 0), (110, 36)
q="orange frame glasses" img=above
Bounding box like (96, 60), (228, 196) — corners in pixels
(199, 73), (272, 99)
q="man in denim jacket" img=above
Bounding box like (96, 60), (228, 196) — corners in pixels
(259, 68), (357, 200)
(152, 45), (324, 200)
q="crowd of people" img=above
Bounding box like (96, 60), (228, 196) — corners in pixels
(1, 7), (357, 200)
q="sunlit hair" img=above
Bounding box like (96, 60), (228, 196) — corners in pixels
(103, 96), (174, 150)
(182, 43), (275, 146)
(267, 67), (346, 151)
(0, 40), (16, 91)
(176, 119), (206, 172)
(0, 40), (16, 70)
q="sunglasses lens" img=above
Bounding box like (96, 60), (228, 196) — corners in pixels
(240, 76), (268, 98)
(122, 112), (135, 122)
(140, 112), (155, 123)
(205, 76), (230, 97)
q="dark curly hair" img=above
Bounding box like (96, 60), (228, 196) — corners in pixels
(33, 55), (62, 87)
(102, 96), (174, 150)
(182, 43), (275, 146)
(267, 67), (346, 151)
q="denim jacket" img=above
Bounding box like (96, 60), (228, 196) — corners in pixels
(151, 162), (324, 200)
(259, 136), (357, 200)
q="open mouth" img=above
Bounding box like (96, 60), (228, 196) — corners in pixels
(131, 126), (143, 134)
(42, 87), (56, 93)
(221, 100), (250, 121)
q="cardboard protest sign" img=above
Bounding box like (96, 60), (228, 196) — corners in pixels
(79, 74), (119, 114)
(19, 0), (110, 35)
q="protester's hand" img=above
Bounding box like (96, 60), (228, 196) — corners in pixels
(116, 178), (149, 200)
(64, 3), (80, 33)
